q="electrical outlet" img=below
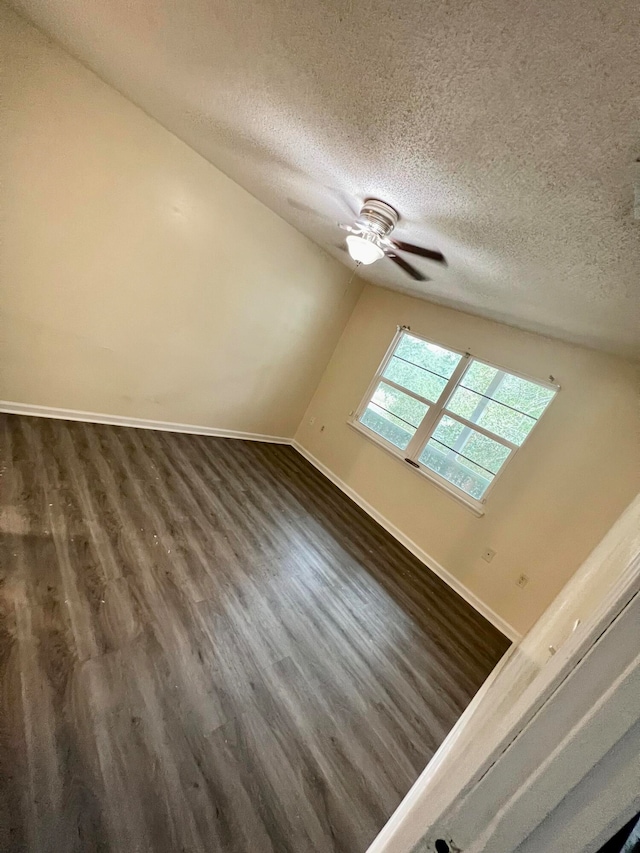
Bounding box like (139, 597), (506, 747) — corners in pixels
(516, 573), (529, 588)
(481, 548), (496, 563)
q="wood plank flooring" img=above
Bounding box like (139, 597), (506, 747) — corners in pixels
(0, 414), (509, 852)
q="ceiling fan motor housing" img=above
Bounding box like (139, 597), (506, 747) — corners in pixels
(358, 199), (398, 237)
(345, 198), (444, 280)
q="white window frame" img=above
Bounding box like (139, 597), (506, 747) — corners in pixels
(349, 326), (559, 514)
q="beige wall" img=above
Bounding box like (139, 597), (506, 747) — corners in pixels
(295, 286), (640, 636)
(0, 5), (362, 437)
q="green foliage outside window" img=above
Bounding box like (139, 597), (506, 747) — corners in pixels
(358, 332), (556, 501)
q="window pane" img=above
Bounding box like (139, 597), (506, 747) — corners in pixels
(447, 387), (535, 445)
(418, 415), (511, 499)
(448, 361), (555, 445)
(463, 361), (555, 418)
(360, 381), (429, 450)
(394, 333), (462, 380)
(382, 355), (448, 402)
(430, 416), (511, 475)
(493, 372), (555, 418)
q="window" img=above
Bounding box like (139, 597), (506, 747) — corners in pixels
(353, 329), (557, 509)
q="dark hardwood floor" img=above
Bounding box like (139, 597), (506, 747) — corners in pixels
(0, 413), (509, 852)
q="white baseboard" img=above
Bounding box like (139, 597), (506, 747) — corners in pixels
(292, 439), (521, 643)
(0, 401), (291, 444)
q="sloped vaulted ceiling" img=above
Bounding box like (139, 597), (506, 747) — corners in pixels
(7, 0), (640, 357)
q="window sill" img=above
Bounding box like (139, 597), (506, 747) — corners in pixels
(347, 419), (486, 518)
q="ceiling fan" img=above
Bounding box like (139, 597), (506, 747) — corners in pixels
(339, 199), (446, 281)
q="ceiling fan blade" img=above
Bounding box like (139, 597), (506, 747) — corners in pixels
(391, 240), (447, 265)
(386, 252), (429, 282)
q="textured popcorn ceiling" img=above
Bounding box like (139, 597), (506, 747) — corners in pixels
(8, 0), (640, 357)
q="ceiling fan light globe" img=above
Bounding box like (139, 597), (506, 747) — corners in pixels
(346, 234), (385, 265)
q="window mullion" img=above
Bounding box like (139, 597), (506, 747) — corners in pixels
(376, 377), (434, 407)
(447, 369), (504, 459)
(405, 355), (471, 460)
(441, 410), (518, 451)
